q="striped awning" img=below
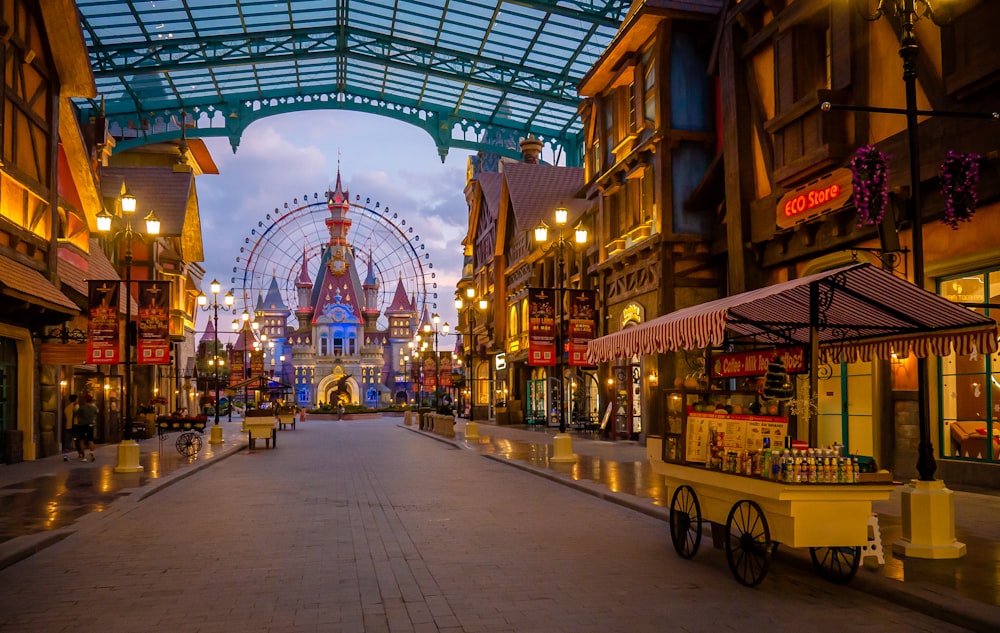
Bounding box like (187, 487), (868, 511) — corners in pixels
(586, 263), (999, 364)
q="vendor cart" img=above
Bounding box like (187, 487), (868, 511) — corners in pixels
(155, 415), (208, 457)
(656, 457), (893, 586)
(585, 263), (998, 586)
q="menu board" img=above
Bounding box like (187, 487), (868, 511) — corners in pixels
(684, 412), (787, 464)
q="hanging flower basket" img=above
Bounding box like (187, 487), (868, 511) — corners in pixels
(940, 150), (981, 229)
(850, 144), (890, 227)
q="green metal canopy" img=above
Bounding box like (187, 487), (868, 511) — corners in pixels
(74, 0), (629, 163)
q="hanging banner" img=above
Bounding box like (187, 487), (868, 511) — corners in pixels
(87, 280), (120, 364)
(439, 354), (453, 387)
(567, 289), (597, 367)
(250, 350), (265, 377)
(137, 280), (171, 364)
(423, 355), (437, 389)
(528, 287), (556, 366)
(230, 349), (245, 385)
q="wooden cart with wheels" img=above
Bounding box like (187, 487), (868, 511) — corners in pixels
(659, 461), (893, 586)
(155, 415), (208, 457)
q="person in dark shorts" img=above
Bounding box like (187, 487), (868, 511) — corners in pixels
(74, 394), (98, 462)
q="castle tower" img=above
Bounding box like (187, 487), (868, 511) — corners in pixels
(361, 251), (380, 331)
(295, 244), (313, 331)
(325, 168), (352, 276)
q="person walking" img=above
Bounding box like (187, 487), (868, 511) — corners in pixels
(337, 403), (345, 421)
(75, 394), (99, 462)
(63, 394), (79, 456)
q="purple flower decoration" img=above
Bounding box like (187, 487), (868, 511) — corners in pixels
(940, 150), (981, 229)
(850, 145), (890, 227)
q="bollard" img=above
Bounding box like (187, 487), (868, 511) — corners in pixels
(464, 421), (479, 441)
(550, 432), (577, 463)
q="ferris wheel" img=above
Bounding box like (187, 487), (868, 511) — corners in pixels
(231, 190), (437, 330)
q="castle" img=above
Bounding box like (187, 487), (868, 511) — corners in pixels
(252, 171), (424, 408)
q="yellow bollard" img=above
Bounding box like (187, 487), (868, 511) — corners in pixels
(209, 424), (224, 444)
(464, 421), (479, 441)
(550, 432), (577, 463)
(113, 439), (144, 473)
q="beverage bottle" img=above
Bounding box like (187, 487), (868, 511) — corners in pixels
(853, 457), (860, 483)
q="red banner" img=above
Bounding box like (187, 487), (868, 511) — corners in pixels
(528, 287), (556, 366)
(567, 289), (597, 367)
(710, 347), (807, 378)
(439, 354), (453, 387)
(87, 280), (120, 364)
(423, 355), (437, 389)
(137, 281), (171, 364)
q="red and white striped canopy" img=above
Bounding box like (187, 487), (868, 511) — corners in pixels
(586, 263), (999, 364)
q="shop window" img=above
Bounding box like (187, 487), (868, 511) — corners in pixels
(766, 7), (849, 186)
(643, 48), (656, 127)
(319, 336), (328, 356)
(939, 270), (1000, 462)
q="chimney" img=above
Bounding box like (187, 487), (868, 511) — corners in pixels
(520, 136), (543, 164)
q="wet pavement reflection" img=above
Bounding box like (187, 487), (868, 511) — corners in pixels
(0, 432), (230, 544)
(467, 426), (1000, 608)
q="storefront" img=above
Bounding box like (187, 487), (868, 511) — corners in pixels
(587, 262), (999, 477)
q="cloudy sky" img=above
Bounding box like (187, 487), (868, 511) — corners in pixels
(192, 110), (476, 343)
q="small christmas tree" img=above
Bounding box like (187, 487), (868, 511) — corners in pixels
(763, 355), (794, 400)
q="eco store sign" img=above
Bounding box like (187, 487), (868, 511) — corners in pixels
(776, 168), (853, 229)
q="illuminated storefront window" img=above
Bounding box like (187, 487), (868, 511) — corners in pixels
(939, 269), (1000, 462)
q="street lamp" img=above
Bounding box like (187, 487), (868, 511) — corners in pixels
(833, 0), (975, 559)
(198, 280), (235, 443)
(423, 314), (449, 410)
(534, 206), (588, 435)
(96, 181), (160, 474)
(456, 290), (488, 420)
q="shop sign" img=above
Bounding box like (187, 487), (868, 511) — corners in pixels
(494, 353), (506, 370)
(776, 168), (852, 229)
(711, 347), (806, 378)
(621, 302), (643, 328)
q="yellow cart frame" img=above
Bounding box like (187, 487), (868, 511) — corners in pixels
(649, 439), (894, 586)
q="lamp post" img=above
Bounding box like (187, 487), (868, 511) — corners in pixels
(456, 287), (484, 420)
(423, 314), (450, 410)
(836, 0), (969, 559)
(198, 280), (235, 444)
(535, 207), (587, 462)
(96, 182), (160, 474)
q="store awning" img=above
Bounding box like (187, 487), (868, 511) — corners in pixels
(0, 257), (79, 315)
(587, 263), (999, 364)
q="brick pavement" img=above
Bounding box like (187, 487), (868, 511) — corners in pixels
(0, 416), (995, 632)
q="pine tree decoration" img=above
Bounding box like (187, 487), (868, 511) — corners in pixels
(763, 355), (794, 400)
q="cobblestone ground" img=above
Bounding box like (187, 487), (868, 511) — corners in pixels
(0, 418), (975, 633)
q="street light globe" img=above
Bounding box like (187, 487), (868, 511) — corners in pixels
(554, 206), (568, 225)
(443, 322), (450, 335)
(198, 293), (207, 307)
(466, 287), (475, 299)
(210, 279), (221, 295)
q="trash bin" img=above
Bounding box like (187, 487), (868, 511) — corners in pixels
(4, 430), (24, 464)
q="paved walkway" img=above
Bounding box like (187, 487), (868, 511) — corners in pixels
(0, 415), (996, 632)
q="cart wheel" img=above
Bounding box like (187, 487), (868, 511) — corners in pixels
(724, 500), (772, 587)
(176, 432), (202, 457)
(669, 485), (702, 559)
(809, 546), (861, 583)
